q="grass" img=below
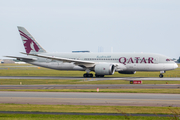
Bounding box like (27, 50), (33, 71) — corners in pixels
(0, 63), (180, 77)
(0, 89), (180, 94)
(0, 104), (179, 119)
(0, 114), (171, 120)
(0, 104), (180, 114)
(1, 79), (180, 85)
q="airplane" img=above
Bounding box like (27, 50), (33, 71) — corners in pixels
(6, 26), (178, 78)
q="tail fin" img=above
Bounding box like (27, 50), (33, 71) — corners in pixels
(17, 26), (46, 54)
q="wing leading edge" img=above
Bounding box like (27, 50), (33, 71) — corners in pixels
(21, 52), (95, 68)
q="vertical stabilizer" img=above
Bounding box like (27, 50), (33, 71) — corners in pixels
(17, 26), (46, 54)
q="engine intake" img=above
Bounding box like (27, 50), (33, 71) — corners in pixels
(94, 64), (115, 75)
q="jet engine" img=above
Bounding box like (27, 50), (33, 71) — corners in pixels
(94, 64), (115, 75)
(118, 71), (136, 74)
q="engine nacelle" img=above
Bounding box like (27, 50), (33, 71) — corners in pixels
(118, 71), (136, 74)
(94, 64), (115, 75)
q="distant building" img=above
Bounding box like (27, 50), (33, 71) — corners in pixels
(0, 59), (4, 64)
(13, 59), (26, 64)
(0, 59), (14, 64)
(72, 51), (90, 53)
(15, 62), (26, 64)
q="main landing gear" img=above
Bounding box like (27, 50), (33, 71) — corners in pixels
(83, 73), (105, 78)
(159, 71), (165, 78)
(83, 69), (105, 78)
(95, 74), (104, 78)
(83, 69), (93, 78)
(83, 73), (93, 78)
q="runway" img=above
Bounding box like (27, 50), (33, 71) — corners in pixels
(1, 76), (180, 81)
(0, 91), (180, 107)
(0, 84), (180, 89)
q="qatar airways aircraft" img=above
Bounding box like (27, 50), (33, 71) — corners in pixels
(6, 26), (178, 78)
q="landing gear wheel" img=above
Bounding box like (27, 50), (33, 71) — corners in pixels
(95, 74), (99, 77)
(83, 74), (87, 77)
(83, 73), (93, 78)
(90, 74), (93, 77)
(159, 74), (163, 78)
(88, 74), (93, 77)
(95, 74), (104, 78)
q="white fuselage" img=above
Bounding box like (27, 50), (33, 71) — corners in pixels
(27, 52), (178, 72)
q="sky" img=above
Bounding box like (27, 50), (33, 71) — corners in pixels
(0, 0), (180, 59)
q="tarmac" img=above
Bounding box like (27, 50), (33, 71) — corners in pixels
(0, 91), (180, 107)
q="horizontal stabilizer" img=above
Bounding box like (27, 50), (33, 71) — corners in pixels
(5, 56), (37, 61)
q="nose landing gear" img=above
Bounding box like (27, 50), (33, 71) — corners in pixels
(159, 71), (165, 78)
(159, 74), (164, 78)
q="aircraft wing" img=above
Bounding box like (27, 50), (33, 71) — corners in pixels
(5, 56), (37, 61)
(21, 53), (95, 68)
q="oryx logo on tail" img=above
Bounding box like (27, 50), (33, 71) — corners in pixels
(19, 30), (40, 54)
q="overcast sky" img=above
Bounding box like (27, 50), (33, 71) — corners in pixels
(0, 0), (180, 59)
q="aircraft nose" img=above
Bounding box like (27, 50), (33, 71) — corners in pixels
(174, 63), (178, 69)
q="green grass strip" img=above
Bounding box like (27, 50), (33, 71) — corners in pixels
(0, 113), (171, 120)
(0, 104), (180, 114)
(1, 79), (180, 85)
